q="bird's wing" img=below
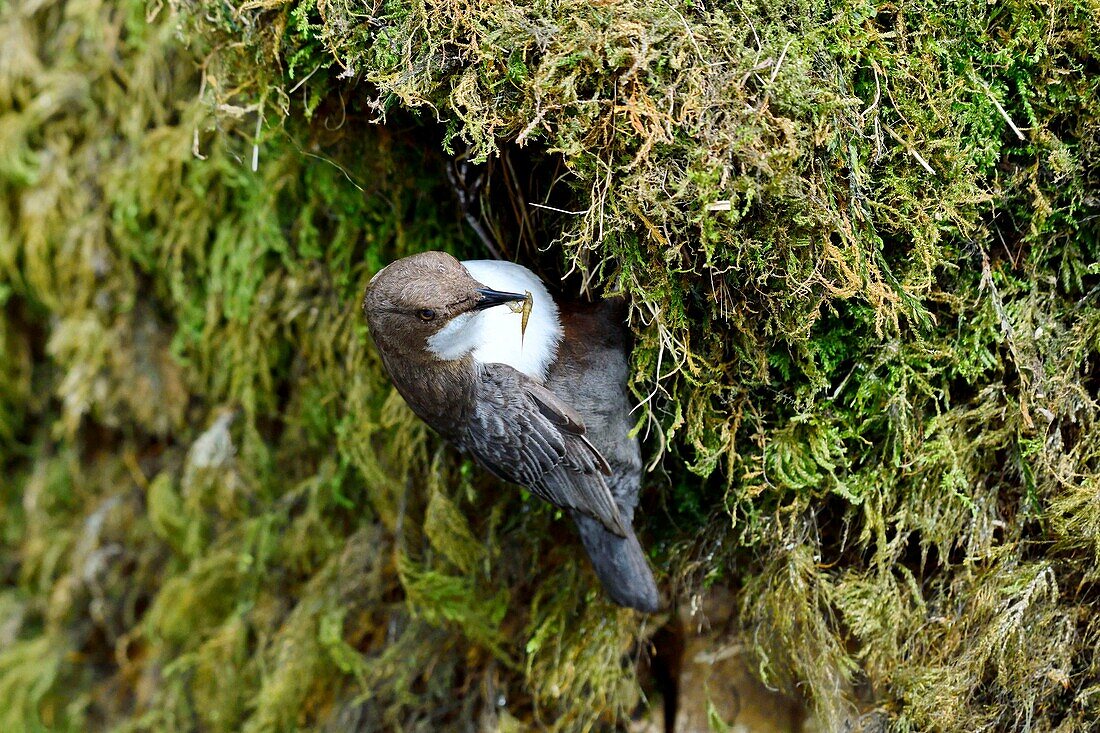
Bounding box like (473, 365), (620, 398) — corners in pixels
(463, 363), (628, 537)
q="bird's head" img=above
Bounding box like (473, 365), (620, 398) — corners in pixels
(362, 251), (528, 362)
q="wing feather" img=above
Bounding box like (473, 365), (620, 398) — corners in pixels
(461, 364), (628, 537)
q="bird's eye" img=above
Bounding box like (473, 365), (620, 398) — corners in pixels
(416, 308), (437, 322)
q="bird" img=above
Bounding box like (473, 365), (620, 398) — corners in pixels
(362, 251), (660, 612)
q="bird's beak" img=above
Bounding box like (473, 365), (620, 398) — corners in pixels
(474, 288), (528, 311)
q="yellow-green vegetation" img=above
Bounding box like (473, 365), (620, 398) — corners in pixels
(1, 0), (1098, 729)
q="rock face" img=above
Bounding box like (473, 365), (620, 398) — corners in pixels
(1, 0), (1099, 730)
(633, 589), (811, 733)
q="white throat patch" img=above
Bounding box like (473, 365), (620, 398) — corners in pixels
(425, 260), (563, 381)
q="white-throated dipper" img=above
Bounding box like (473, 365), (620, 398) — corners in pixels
(362, 251), (660, 612)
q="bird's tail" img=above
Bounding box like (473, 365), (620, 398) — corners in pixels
(571, 511), (660, 613)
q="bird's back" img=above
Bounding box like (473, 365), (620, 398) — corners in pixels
(547, 298), (658, 612)
(548, 298), (642, 513)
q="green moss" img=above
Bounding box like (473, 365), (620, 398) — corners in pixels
(0, 0), (1098, 729)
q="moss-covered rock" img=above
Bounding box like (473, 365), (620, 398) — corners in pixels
(1, 0), (1098, 729)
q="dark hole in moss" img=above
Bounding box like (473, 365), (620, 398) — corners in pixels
(300, 90), (609, 300)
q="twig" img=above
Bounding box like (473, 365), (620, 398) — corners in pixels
(884, 124), (935, 175)
(446, 161), (502, 259)
(981, 82), (1026, 141)
(516, 107), (547, 146)
(529, 202), (588, 216)
(663, 0), (704, 61)
(251, 99), (264, 172)
(768, 38), (795, 86)
(287, 63), (322, 94)
(756, 37), (795, 112)
(502, 150), (535, 254)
